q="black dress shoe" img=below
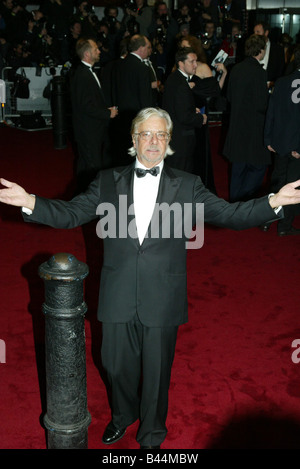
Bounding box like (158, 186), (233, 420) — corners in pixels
(140, 445), (160, 449)
(278, 227), (300, 236)
(102, 421), (126, 444)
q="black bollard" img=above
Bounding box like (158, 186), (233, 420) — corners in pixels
(51, 76), (67, 150)
(39, 253), (91, 449)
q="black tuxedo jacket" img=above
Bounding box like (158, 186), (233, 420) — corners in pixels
(24, 163), (279, 327)
(223, 57), (271, 165)
(162, 70), (204, 171)
(109, 53), (155, 164)
(111, 53), (154, 113)
(266, 42), (285, 83)
(264, 69), (300, 156)
(70, 62), (110, 146)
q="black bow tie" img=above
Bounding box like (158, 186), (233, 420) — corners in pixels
(135, 167), (160, 178)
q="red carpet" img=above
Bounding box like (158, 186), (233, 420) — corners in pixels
(1, 124), (300, 449)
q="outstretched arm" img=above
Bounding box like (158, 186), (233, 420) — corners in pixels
(0, 178), (35, 211)
(269, 179), (300, 210)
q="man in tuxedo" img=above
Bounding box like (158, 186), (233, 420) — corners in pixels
(70, 38), (118, 192)
(162, 47), (207, 173)
(253, 21), (285, 88)
(223, 34), (271, 202)
(1, 108), (300, 449)
(111, 34), (154, 166)
(262, 45), (300, 236)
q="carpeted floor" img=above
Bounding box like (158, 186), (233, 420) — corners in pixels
(0, 124), (300, 450)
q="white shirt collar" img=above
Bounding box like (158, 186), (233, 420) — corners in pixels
(82, 60), (92, 68)
(178, 69), (191, 81)
(135, 158), (164, 171)
(131, 52), (143, 61)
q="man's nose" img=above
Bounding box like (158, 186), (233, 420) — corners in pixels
(150, 133), (158, 143)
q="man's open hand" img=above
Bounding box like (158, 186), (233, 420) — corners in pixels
(0, 178), (35, 211)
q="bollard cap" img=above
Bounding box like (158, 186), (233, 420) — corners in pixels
(38, 253), (89, 281)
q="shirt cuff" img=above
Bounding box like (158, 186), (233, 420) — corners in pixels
(268, 193), (282, 215)
(21, 195), (35, 215)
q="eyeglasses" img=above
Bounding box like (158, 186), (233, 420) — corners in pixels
(134, 131), (170, 141)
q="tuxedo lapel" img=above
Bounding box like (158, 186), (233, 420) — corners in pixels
(81, 63), (106, 101)
(113, 163), (134, 204)
(156, 164), (183, 206)
(113, 163), (138, 245)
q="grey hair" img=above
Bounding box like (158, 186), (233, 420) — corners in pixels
(128, 107), (175, 157)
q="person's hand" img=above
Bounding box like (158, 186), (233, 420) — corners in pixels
(269, 179), (300, 209)
(267, 144), (276, 152)
(109, 106), (118, 118)
(0, 178), (35, 211)
(291, 151), (300, 159)
(45, 34), (52, 45)
(188, 82), (195, 89)
(202, 113), (207, 125)
(28, 19), (35, 31)
(214, 62), (227, 74)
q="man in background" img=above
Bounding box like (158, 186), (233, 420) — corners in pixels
(223, 34), (271, 202)
(263, 45), (300, 236)
(162, 47), (207, 173)
(70, 38), (117, 192)
(253, 21), (285, 88)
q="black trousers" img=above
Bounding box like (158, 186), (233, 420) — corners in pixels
(76, 137), (112, 192)
(101, 314), (178, 446)
(230, 162), (268, 202)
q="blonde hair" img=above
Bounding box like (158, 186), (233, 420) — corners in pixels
(128, 107), (174, 157)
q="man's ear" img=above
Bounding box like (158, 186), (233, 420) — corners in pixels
(132, 134), (137, 149)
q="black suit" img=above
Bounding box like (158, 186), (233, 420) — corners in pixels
(111, 54), (154, 165)
(162, 70), (204, 173)
(23, 162), (281, 446)
(70, 62), (111, 191)
(224, 56), (271, 201)
(264, 69), (300, 157)
(264, 69), (300, 231)
(266, 41), (285, 83)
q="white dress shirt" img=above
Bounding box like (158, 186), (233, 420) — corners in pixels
(133, 159), (164, 244)
(259, 39), (270, 71)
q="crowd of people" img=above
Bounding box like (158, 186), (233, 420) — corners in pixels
(0, 0), (245, 72)
(1, 0), (300, 220)
(0, 0), (297, 79)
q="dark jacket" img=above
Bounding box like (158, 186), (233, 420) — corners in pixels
(264, 69), (300, 156)
(23, 163), (280, 327)
(223, 56), (271, 165)
(70, 62), (110, 148)
(162, 69), (204, 171)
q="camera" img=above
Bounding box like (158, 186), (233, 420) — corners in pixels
(233, 33), (242, 41)
(83, 4), (95, 14)
(97, 31), (109, 49)
(124, 0), (137, 13)
(156, 26), (167, 45)
(159, 13), (169, 29)
(199, 32), (210, 45)
(177, 14), (188, 26)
